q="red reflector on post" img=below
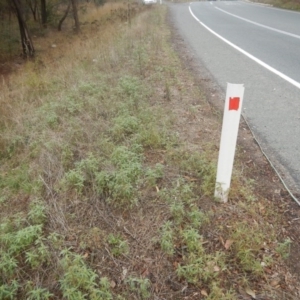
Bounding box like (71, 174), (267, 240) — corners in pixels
(229, 97), (240, 111)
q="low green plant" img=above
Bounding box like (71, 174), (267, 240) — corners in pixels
(188, 207), (209, 228)
(76, 154), (101, 180)
(176, 251), (226, 284)
(0, 252), (18, 279)
(25, 238), (50, 269)
(78, 82), (103, 97)
(159, 178), (195, 204)
(2, 225), (43, 255)
(62, 169), (85, 194)
(92, 277), (114, 300)
(59, 250), (113, 300)
(170, 200), (184, 224)
(206, 282), (236, 300)
(111, 115), (139, 139)
(26, 286), (53, 300)
(61, 153), (103, 195)
(230, 222), (272, 276)
(107, 233), (129, 257)
(118, 76), (141, 101)
(276, 238), (292, 259)
(63, 95), (84, 116)
(108, 170), (140, 206)
(145, 163), (164, 187)
(137, 127), (161, 149)
(0, 223), (45, 286)
(1, 164), (40, 194)
(95, 145), (144, 206)
(111, 145), (142, 168)
(47, 232), (64, 250)
(0, 219), (12, 234)
(160, 221), (174, 255)
(46, 111), (59, 129)
(28, 199), (47, 225)
(176, 255), (206, 284)
(167, 151), (217, 196)
(177, 255), (206, 284)
(0, 280), (20, 300)
(0, 196), (7, 204)
(182, 227), (203, 254)
(126, 276), (151, 299)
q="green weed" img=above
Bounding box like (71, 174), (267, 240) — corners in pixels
(78, 82), (104, 97)
(167, 151), (217, 196)
(95, 145), (144, 206)
(62, 169), (85, 194)
(25, 285), (53, 300)
(126, 276), (151, 299)
(107, 233), (129, 257)
(118, 76), (143, 109)
(2, 225), (43, 255)
(177, 250), (226, 284)
(28, 199), (47, 225)
(137, 126), (166, 149)
(25, 238), (50, 269)
(188, 207), (209, 228)
(0, 280), (20, 300)
(276, 238), (292, 259)
(160, 221), (174, 256)
(230, 222), (272, 276)
(0, 252), (18, 279)
(0, 165), (40, 194)
(59, 250), (113, 300)
(61, 153), (101, 194)
(0, 196), (7, 205)
(182, 227), (203, 254)
(145, 163), (164, 187)
(206, 282), (236, 300)
(111, 115), (140, 140)
(170, 200), (185, 224)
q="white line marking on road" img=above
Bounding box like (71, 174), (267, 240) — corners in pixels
(188, 5), (300, 90)
(215, 7), (300, 40)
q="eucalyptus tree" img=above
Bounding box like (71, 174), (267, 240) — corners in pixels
(40, 0), (47, 27)
(70, 0), (80, 33)
(10, 0), (35, 58)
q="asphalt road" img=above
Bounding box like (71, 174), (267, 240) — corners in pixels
(169, 1), (300, 197)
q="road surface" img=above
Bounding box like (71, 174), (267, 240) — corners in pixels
(169, 1), (300, 198)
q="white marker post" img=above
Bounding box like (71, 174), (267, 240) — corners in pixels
(215, 83), (245, 203)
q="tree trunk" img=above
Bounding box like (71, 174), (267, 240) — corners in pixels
(58, 1), (71, 31)
(11, 0), (35, 58)
(40, 0), (47, 27)
(70, 0), (80, 34)
(26, 0), (38, 21)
